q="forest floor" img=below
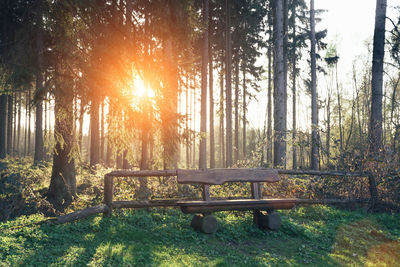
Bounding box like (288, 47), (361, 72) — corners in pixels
(1, 159), (400, 266)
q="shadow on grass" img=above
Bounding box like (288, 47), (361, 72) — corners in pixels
(3, 205), (399, 266)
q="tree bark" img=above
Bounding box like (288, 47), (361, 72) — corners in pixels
(34, 0), (44, 164)
(369, 0), (386, 156)
(47, 78), (76, 210)
(267, 23), (273, 166)
(242, 64), (246, 159)
(273, 0), (286, 167)
(209, 6), (215, 169)
(219, 64), (225, 168)
(199, 0), (209, 170)
(234, 58), (239, 163)
(7, 93), (13, 155)
(0, 94), (6, 158)
(90, 95), (100, 167)
(291, 3), (297, 169)
(225, 0), (233, 167)
(310, 0), (318, 170)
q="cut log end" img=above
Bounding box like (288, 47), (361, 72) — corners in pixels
(190, 214), (218, 234)
(253, 211), (281, 231)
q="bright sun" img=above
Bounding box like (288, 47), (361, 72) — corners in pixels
(132, 76), (155, 98)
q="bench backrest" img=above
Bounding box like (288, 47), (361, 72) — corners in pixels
(177, 168), (280, 201)
(177, 168), (280, 185)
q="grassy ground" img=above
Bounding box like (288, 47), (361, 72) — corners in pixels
(1, 205), (400, 266)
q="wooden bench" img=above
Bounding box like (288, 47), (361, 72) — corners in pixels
(175, 168), (295, 233)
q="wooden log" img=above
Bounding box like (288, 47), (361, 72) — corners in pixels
(104, 174), (113, 215)
(254, 211), (281, 230)
(190, 214), (218, 234)
(55, 204), (109, 224)
(177, 168), (279, 185)
(112, 200), (178, 208)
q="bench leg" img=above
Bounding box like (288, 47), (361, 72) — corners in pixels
(253, 210), (282, 231)
(190, 214), (218, 234)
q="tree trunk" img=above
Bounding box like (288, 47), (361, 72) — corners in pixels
(291, 2), (297, 169)
(368, 0), (386, 209)
(17, 92), (21, 156)
(310, 0), (318, 170)
(209, 7), (215, 169)
(234, 58), (239, 163)
(90, 95), (100, 167)
(34, 0), (44, 164)
(0, 94), (6, 158)
(267, 23), (273, 166)
(27, 87), (31, 156)
(47, 80), (76, 210)
(219, 65), (225, 168)
(199, 0), (209, 170)
(12, 93), (17, 156)
(7, 93), (13, 155)
(369, 0), (386, 156)
(225, 0), (233, 167)
(100, 99), (104, 163)
(242, 64), (247, 159)
(273, 0), (286, 167)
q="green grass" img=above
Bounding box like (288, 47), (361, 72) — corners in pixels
(1, 205), (400, 266)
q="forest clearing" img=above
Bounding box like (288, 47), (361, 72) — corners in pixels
(1, 0), (400, 266)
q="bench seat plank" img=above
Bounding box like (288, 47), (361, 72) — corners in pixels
(177, 168), (279, 185)
(177, 198), (296, 213)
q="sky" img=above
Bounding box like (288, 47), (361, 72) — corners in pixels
(248, 0), (399, 131)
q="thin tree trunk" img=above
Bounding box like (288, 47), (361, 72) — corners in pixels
(17, 92), (21, 156)
(225, 0), (233, 167)
(209, 9), (215, 169)
(219, 65), (225, 167)
(310, 0), (318, 170)
(234, 58), (239, 163)
(267, 24), (273, 165)
(186, 75), (190, 168)
(242, 64), (246, 159)
(0, 94), (6, 158)
(90, 95), (100, 167)
(291, 3), (297, 169)
(199, 0), (209, 170)
(27, 87), (31, 156)
(7, 93), (13, 155)
(12, 92), (17, 156)
(100, 99), (104, 163)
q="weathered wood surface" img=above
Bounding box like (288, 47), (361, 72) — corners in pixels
(278, 169), (369, 177)
(178, 199), (296, 213)
(112, 200), (179, 208)
(190, 214), (218, 234)
(253, 211), (282, 230)
(177, 168), (280, 185)
(55, 204), (109, 224)
(106, 169), (177, 177)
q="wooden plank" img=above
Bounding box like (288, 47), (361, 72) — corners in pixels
(278, 169), (369, 177)
(107, 169), (177, 177)
(177, 168), (279, 185)
(178, 199), (296, 213)
(55, 204), (109, 224)
(112, 200), (179, 209)
(251, 182), (262, 199)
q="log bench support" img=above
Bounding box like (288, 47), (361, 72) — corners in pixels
(176, 169), (288, 233)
